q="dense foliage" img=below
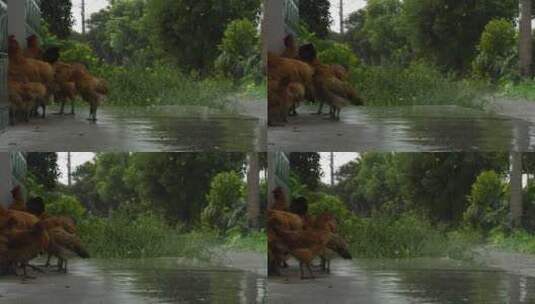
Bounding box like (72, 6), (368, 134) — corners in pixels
(26, 153), (60, 191)
(299, 0), (332, 38)
(40, 0), (74, 38)
(290, 152), (535, 257)
(289, 153), (322, 191)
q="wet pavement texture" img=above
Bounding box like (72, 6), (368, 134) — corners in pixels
(0, 103), (266, 152)
(268, 257), (535, 304)
(268, 105), (535, 152)
(0, 253), (267, 304)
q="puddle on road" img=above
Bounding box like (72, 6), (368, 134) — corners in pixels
(353, 258), (535, 304)
(0, 105), (266, 151)
(100, 106), (266, 151)
(0, 258), (266, 304)
(269, 257), (535, 304)
(270, 105), (535, 151)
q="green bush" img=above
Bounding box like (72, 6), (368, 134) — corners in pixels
(224, 228), (266, 253)
(472, 19), (518, 82)
(78, 209), (217, 259)
(489, 229), (535, 254)
(463, 170), (508, 232)
(46, 195), (86, 222)
(318, 43), (359, 69)
(348, 212), (448, 258)
(95, 64), (236, 107)
(353, 61), (484, 107)
(215, 19), (260, 81)
(201, 171), (246, 233)
(499, 80), (535, 101)
(60, 42), (100, 70)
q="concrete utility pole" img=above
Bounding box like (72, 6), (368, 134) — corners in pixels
(247, 153), (260, 229)
(339, 0), (344, 34)
(81, 0), (86, 35)
(67, 152), (72, 186)
(519, 0), (532, 77)
(510, 152), (523, 228)
(330, 152), (334, 186)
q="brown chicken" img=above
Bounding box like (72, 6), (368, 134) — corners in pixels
(41, 216), (77, 234)
(52, 62), (79, 115)
(268, 209), (304, 231)
(8, 35), (54, 118)
(71, 64), (109, 121)
(23, 35), (43, 59)
(0, 192), (39, 230)
(40, 215), (79, 268)
(267, 208), (304, 275)
(270, 186), (289, 211)
(280, 34), (298, 59)
(269, 208), (352, 278)
(46, 227), (89, 272)
(268, 52), (314, 125)
(298, 43), (363, 120)
(271, 225), (331, 279)
(321, 233), (352, 273)
(8, 185), (26, 211)
(1, 219), (50, 279)
(8, 80), (48, 123)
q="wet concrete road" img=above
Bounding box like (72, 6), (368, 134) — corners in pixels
(0, 102), (266, 152)
(268, 257), (535, 304)
(0, 252), (267, 304)
(268, 105), (535, 152)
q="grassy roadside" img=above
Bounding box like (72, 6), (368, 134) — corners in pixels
(498, 80), (535, 101)
(78, 213), (266, 261)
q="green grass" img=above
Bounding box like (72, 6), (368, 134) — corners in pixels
(223, 230), (266, 253)
(489, 229), (535, 254)
(343, 212), (483, 260)
(352, 62), (489, 108)
(78, 212), (264, 260)
(94, 64), (240, 108)
(498, 80), (535, 101)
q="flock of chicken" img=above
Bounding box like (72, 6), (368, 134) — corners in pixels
(0, 186), (89, 279)
(268, 187), (352, 279)
(8, 35), (108, 124)
(268, 35), (362, 125)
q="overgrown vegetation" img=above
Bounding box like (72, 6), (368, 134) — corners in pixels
(77, 209), (265, 259)
(39, 0), (264, 108)
(297, 0), (535, 107)
(25, 153), (267, 260)
(288, 152), (535, 260)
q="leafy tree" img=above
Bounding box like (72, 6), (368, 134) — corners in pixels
(397, 153), (508, 223)
(123, 153), (246, 224)
(215, 19), (260, 80)
(289, 153), (322, 191)
(349, 153), (404, 216)
(472, 19), (517, 81)
(40, 0), (74, 38)
(299, 0), (332, 38)
(86, 0), (153, 64)
(46, 195), (86, 222)
(403, 0), (517, 71)
(71, 161), (106, 215)
(464, 170), (508, 231)
(345, 0), (410, 65)
(318, 42), (359, 69)
(201, 171), (245, 233)
(92, 153), (134, 212)
(333, 153), (509, 224)
(26, 153), (59, 191)
(145, 0), (261, 72)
